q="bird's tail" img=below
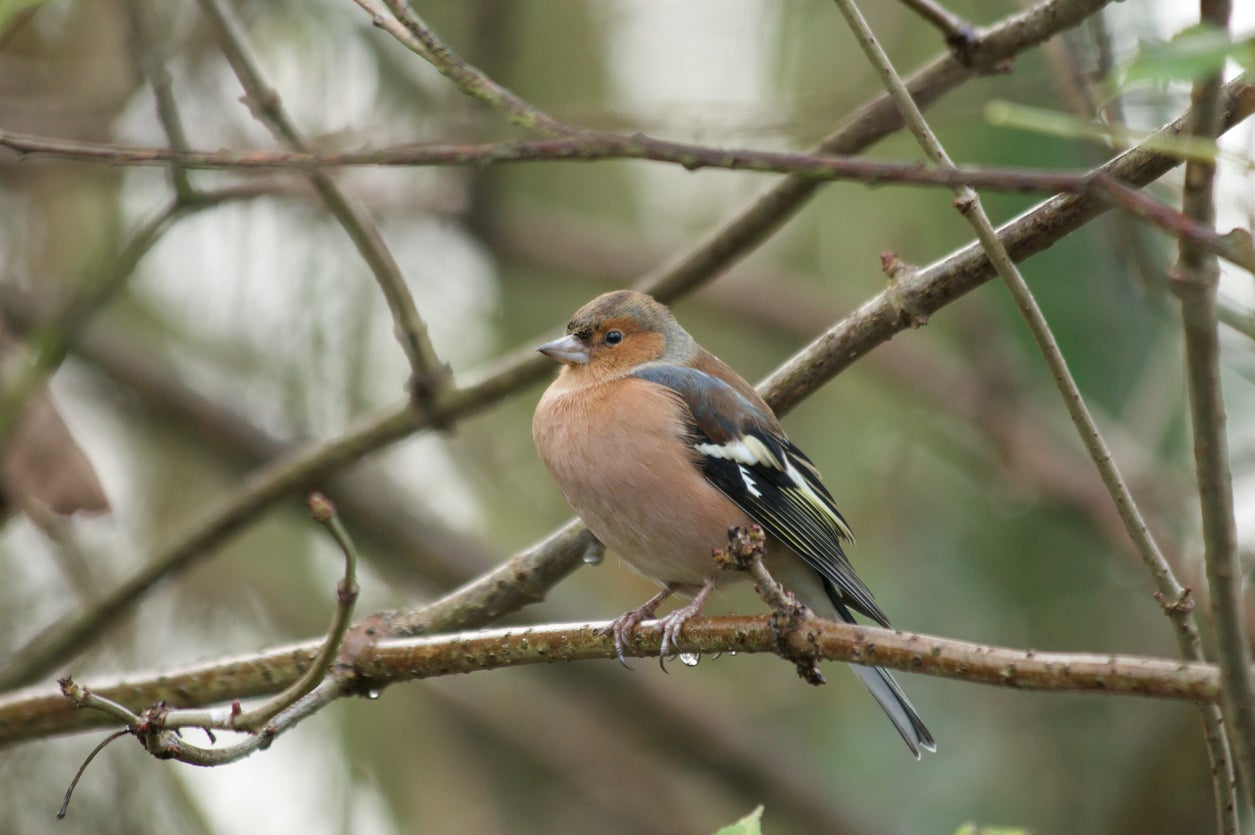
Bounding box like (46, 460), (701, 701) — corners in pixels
(849, 659), (935, 759)
(763, 556), (936, 757)
(829, 597), (935, 759)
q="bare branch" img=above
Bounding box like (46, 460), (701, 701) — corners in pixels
(638, 0), (1117, 301)
(193, 0), (449, 401)
(0, 616), (1232, 748)
(224, 493), (359, 732)
(760, 72), (1255, 416)
(122, 0), (196, 200)
(1168, 0), (1253, 816)
(364, 0), (579, 137)
(897, 0), (978, 57)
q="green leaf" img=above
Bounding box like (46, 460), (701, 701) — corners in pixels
(714, 805), (765, 835)
(1123, 24), (1254, 85)
(983, 100), (1221, 165)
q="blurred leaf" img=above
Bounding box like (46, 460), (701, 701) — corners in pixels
(714, 805), (764, 835)
(1124, 25), (1253, 84)
(953, 824), (1031, 835)
(0, 0), (54, 30)
(984, 100), (1221, 164)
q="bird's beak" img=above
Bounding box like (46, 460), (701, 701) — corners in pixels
(537, 334), (590, 365)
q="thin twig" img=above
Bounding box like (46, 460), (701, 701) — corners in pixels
(222, 493), (359, 732)
(639, 0), (1115, 301)
(4, 132), (1249, 272)
(1169, 0), (1253, 819)
(56, 729), (130, 819)
(897, 0), (977, 56)
(831, 0), (1238, 825)
(122, 0), (196, 200)
(1095, 175), (1254, 272)
(364, 0), (579, 137)
(0, 128), (1109, 183)
(194, 0), (449, 402)
(60, 677), (143, 725)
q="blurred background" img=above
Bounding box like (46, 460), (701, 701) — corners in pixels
(0, 1), (1253, 833)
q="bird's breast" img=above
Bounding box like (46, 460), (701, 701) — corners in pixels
(533, 376), (752, 589)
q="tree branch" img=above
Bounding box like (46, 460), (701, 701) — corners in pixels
(1169, 0), (1253, 818)
(0, 615), (1230, 749)
(365, 0), (580, 137)
(760, 72), (1255, 416)
(193, 0), (449, 402)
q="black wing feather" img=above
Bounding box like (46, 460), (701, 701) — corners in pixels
(632, 364), (889, 626)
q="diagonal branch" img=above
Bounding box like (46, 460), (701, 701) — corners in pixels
(761, 72), (1255, 414)
(364, 0), (580, 137)
(638, 0), (1115, 300)
(193, 0), (449, 401)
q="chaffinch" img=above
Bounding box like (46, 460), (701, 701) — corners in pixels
(533, 290), (934, 758)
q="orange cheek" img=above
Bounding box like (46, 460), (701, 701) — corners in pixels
(591, 331), (665, 374)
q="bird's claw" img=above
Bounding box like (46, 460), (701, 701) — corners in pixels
(655, 605), (696, 670)
(607, 586), (678, 669)
(606, 608), (653, 669)
(608, 580), (713, 671)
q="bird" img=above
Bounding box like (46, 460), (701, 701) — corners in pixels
(532, 289), (935, 758)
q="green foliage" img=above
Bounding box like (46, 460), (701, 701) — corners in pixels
(1123, 24), (1253, 85)
(985, 22), (1255, 161)
(983, 101), (1219, 164)
(714, 805), (765, 835)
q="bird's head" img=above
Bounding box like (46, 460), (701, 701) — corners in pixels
(538, 290), (695, 381)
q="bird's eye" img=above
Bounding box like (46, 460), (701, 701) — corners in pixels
(605, 330), (623, 346)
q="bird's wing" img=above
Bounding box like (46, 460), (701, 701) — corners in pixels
(631, 364), (888, 626)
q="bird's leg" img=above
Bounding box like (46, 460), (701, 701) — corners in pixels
(656, 576), (717, 670)
(607, 585), (676, 668)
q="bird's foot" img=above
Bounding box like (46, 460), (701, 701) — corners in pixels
(606, 586), (675, 669)
(655, 578), (716, 671)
